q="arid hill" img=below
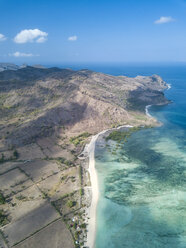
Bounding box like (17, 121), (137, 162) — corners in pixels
(0, 66), (168, 149)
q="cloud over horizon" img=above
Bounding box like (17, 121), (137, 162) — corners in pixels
(0, 33), (7, 41)
(9, 51), (36, 57)
(14, 29), (48, 44)
(154, 16), (175, 24)
(68, 35), (77, 41)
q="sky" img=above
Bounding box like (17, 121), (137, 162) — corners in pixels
(0, 0), (186, 65)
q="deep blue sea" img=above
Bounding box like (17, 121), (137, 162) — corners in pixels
(82, 64), (186, 248)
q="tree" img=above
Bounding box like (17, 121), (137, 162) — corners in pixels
(0, 153), (5, 163)
(67, 200), (76, 208)
(13, 150), (19, 159)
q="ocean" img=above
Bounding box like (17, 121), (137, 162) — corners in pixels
(87, 65), (186, 248)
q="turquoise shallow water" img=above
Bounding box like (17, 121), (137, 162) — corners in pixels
(93, 66), (186, 248)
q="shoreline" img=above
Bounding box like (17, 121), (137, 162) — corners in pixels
(84, 125), (133, 248)
(145, 83), (171, 119)
(81, 82), (170, 248)
(84, 98), (170, 247)
(145, 105), (153, 118)
(84, 82), (171, 248)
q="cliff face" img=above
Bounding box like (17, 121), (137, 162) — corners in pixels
(0, 67), (169, 148)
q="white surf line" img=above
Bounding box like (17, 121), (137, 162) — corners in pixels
(145, 83), (171, 118)
(80, 125), (133, 248)
(145, 105), (152, 118)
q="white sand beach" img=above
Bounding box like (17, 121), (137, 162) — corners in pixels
(85, 130), (107, 248)
(85, 125), (133, 248)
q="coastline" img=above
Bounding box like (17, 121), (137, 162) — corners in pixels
(145, 105), (152, 118)
(84, 125), (133, 248)
(145, 83), (171, 119)
(85, 132), (101, 248)
(84, 78), (171, 248)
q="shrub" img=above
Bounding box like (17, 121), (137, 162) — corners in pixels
(0, 193), (5, 205)
(105, 127), (141, 143)
(80, 188), (84, 196)
(67, 200), (76, 208)
(0, 210), (8, 226)
(74, 231), (79, 240)
(0, 153), (5, 163)
(13, 149), (19, 159)
(81, 223), (86, 228)
(73, 222), (77, 229)
(16, 195), (26, 201)
(57, 157), (73, 166)
(70, 132), (91, 146)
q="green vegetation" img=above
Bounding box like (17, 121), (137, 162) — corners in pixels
(61, 175), (67, 181)
(0, 153), (5, 163)
(0, 149), (19, 164)
(67, 200), (76, 208)
(16, 195), (27, 201)
(13, 149), (19, 159)
(46, 156), (74, 166)
(70, 132), (91, 146)
(57, 157), (73, 166)
(105, 126), (141, 143)
(73, 222), (77, 229)
(51, 201), (61, 215)
(0, 193), (6, 205)
(62, 193), (70, 198)
(78, 165), (84, 197)
(111, 123), (122, 128)
(74, 231), (79, 240)
(80, 223), (86, 229)
(80, 188), (84, 196)
(42, 192), (48, 199)
(0, 210), (8, 226)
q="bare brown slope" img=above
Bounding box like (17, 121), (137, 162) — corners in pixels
(0, 67), (169, 149)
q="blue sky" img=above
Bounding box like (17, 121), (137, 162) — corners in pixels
(0, 0), (186, 64)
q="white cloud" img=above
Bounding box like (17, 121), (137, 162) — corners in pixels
(36, 36), (47, 43)
(0, 34), (7, 41)
(9, 52), (35, 57)
(14, 29), (48, 44)
(154, 16), (175, 24)
(68, 35), (77, 41)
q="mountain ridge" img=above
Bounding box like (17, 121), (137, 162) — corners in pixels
(0, 66), (169, 148)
